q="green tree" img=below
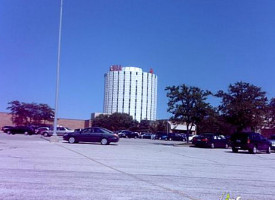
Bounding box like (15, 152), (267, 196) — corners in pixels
(139, 120), (151, 132)
(136, 120), (166, 133)
(109, 113), (136, 131)
(166, 84), (212, 140)
(196, 106), (220, 133)
(92, 113), (136, 131)
(92, 114), (110, 129)
(266, 98), (275, 128)
(150, 120), (168, 133)
(216, 81), (268, 132)
(7, 101), (54, 126)
(38, 104), (55, 124)
(197, 106), (235, 135)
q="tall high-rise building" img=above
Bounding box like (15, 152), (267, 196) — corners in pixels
(104, 65), (157, 122)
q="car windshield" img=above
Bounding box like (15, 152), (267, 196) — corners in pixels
(219, 135), (226, 139)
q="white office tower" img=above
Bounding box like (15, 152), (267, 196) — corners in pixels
(104, 65), (157, 122)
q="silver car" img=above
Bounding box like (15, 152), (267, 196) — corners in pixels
(42, 126), (74, 137)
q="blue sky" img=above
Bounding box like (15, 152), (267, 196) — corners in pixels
(1, 0), (275, 120)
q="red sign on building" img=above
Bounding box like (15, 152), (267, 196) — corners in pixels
(110, 65), (122, 71)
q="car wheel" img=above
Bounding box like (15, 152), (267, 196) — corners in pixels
(43, 132), (48, 137)
(225, 144), (229, 149)
(68, 137), (75, 144)
(7, 130), (11, 134)
(232, 147), (238, 153)
(24, 131), (28, 135)
(250, 146), (258, 154)
(210, 143), (215, 148)
(267, 146), (271, 154)
(101, 138), (109, 145)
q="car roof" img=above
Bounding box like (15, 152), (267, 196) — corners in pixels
(200, 133), (220, 135)
(235, 132), (259, 135)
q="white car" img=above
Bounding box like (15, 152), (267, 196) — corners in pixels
(188, 134), (197, 142)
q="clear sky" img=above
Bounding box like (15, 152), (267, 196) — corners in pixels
(1, 0), (275, 120)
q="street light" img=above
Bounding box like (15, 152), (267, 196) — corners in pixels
(51, 0), (64, 142)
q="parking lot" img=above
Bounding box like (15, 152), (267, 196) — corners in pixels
(0, 133), (274, 200)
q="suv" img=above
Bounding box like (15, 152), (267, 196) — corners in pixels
(42, 126), (74, 137)
(231, 132), (271, 154)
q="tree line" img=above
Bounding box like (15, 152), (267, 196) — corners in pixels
(7, 81), (275, 135)
(7, 100), (54, 126)
(92, 112), (168, 133)
(166, 81), (275, 135)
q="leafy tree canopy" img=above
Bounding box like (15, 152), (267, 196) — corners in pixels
(216, 81), (268, 132)
(265, 98), (275, 128)
(7, 100), (54, 126)
(138, 120), (167, 133)
(92, 112), (137, 131)
(166, 84), (212, 133)
(197, 106), (235, 135)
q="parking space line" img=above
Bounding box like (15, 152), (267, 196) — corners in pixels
(56, 143), (200, 200)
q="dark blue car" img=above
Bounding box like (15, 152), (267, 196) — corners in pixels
(192, 133), (229, 148)
(63, 127), (119, 145)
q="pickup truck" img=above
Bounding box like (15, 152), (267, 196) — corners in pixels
(42, 126), (74, 137)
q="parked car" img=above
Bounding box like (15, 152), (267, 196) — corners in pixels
(231, 132), (271, 154)
(35, 127), (50, 135)
(5, 126), (35, 135)
(63, 127), (119, 145)
(167, 133), (187, 141)
(139, 132), (153, 139)
(154, 132), (168, 140)
(269, 135), (275, 150)
(188, 134), (196, 142)
(42, 126), (74, 137)
(1, 126), (14, 133)
(192, 133), (229, 148)
(117, 130), (139, 138)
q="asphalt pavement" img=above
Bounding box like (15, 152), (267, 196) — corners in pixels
(0, 133), (275, 200)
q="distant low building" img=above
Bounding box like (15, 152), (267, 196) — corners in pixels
(168, 121), (197, 134)
(0, 112), (90, 130)
(91, 112), (109, 120)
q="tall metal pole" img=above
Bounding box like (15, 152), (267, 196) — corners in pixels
(52, 0), (63, 141)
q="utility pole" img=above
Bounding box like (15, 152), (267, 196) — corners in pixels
(51, 0), (64, 142)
